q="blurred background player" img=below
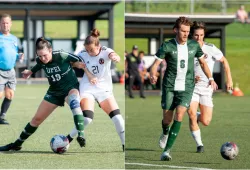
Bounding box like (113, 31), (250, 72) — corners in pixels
(67, 29), (125, 151)
(150, 16), (218, 161)
(188, 21), (233, 153)
(0, 37), (95, 151)
(126, 45), (145, 98)
(0, 14), (24, 124)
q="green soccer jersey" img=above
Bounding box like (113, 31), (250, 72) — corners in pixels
(31, 50), (82, 96)
(155, 39), (204, 91)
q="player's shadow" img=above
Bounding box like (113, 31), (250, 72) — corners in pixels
(126, 148), (157, 152)
(0, 150), (123, 154)
(0, 151), (55, 155)
(184, 161), (221, 165)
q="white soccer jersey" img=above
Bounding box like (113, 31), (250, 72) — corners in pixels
(194, 42), (223, 86)
(78, 46), (114, 92)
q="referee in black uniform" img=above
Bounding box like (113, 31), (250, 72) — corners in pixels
(126, 45), (145, 98)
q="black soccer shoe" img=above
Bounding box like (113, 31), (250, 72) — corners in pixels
(197, 145), (204, 153)
(122, 145), (125, 152)
(66, 134), (74, 143)
(0, 143), (22, 151)
(77, 136), (86, 147)
(0, 118), (9, 125)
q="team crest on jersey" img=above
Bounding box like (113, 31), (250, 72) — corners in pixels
(99, 58), (104, 64)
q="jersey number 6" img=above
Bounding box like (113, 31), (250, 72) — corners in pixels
(180, 60), (185, 68)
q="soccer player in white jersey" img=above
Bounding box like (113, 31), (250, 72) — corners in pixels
(188, 21), (233, 153)
(66, 28), (125, 151)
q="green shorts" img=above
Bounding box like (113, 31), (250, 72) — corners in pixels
(44, 84), (79, 107)
(161, 88), (194, 110)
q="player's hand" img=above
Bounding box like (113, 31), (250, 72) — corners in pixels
(150, 75), (158, 85)
(21, 69), (32, 79)
(73, 62), (86, 69)
(109, 53), (120, 63)
(209, 80), (218, 91)
(226, 80), (233, 91)
(195, 76), (200, 83)
(89, 76), (98, 85)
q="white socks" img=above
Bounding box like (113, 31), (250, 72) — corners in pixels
(69, 117), (93, 138)
(191, 129), (203, 147)
(111, 114), (125, 145)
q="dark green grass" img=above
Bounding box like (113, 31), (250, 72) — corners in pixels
(125, 95), (250, 169)
(0, 84), (125, 169)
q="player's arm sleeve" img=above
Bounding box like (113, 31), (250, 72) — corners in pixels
(31, 58), (42, 73)
(211, 45), (224, 61)
(154, 43), (167, 61)
(106, 48), (115, 60)
(195, 44), (205, 59)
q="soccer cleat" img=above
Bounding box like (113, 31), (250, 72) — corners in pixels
(160, 150), (172, 161)
(0, 118), (9, 125)
(77, 136), (86, 147)
(197, 145), (204, 153)
(159, 133), (168, 149)
(66, 134), (74, 143)
(122, 145), (124, 152)
(0, 143), (22, 151)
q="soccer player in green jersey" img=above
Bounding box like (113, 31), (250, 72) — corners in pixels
(150, 17), (218, 161)
(0, 37), (94, 151)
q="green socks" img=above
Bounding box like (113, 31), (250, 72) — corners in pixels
(14, 123), (38, 146)
(164, 120), (182, 151)
(73, 114), (84, 136)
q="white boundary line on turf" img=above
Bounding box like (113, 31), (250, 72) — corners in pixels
(125, 162), (213, 170)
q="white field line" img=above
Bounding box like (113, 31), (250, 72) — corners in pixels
(125, 162), (213, 170)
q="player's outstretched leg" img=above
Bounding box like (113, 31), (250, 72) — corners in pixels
(159, 120), (170, 149)
(67, 92), (85, 147)
(109, 109), (125, 152)
(0, 122), (37, 151)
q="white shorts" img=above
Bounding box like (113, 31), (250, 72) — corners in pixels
(191, 85), (214, 107)
(80, 90), (113, 103)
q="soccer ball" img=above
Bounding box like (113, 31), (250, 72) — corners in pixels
(50, 135), (70, 154)
(220, 142), (239, 160)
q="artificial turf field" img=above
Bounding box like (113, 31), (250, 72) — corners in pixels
(125, 94), (250, 169)
(0, 84), (125, 169)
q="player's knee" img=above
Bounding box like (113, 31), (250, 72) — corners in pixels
(5, 91), (14, 100)
(201, 119), (211, 126)
(68, 93), (80, 109)
(109, 109), (120, 118)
